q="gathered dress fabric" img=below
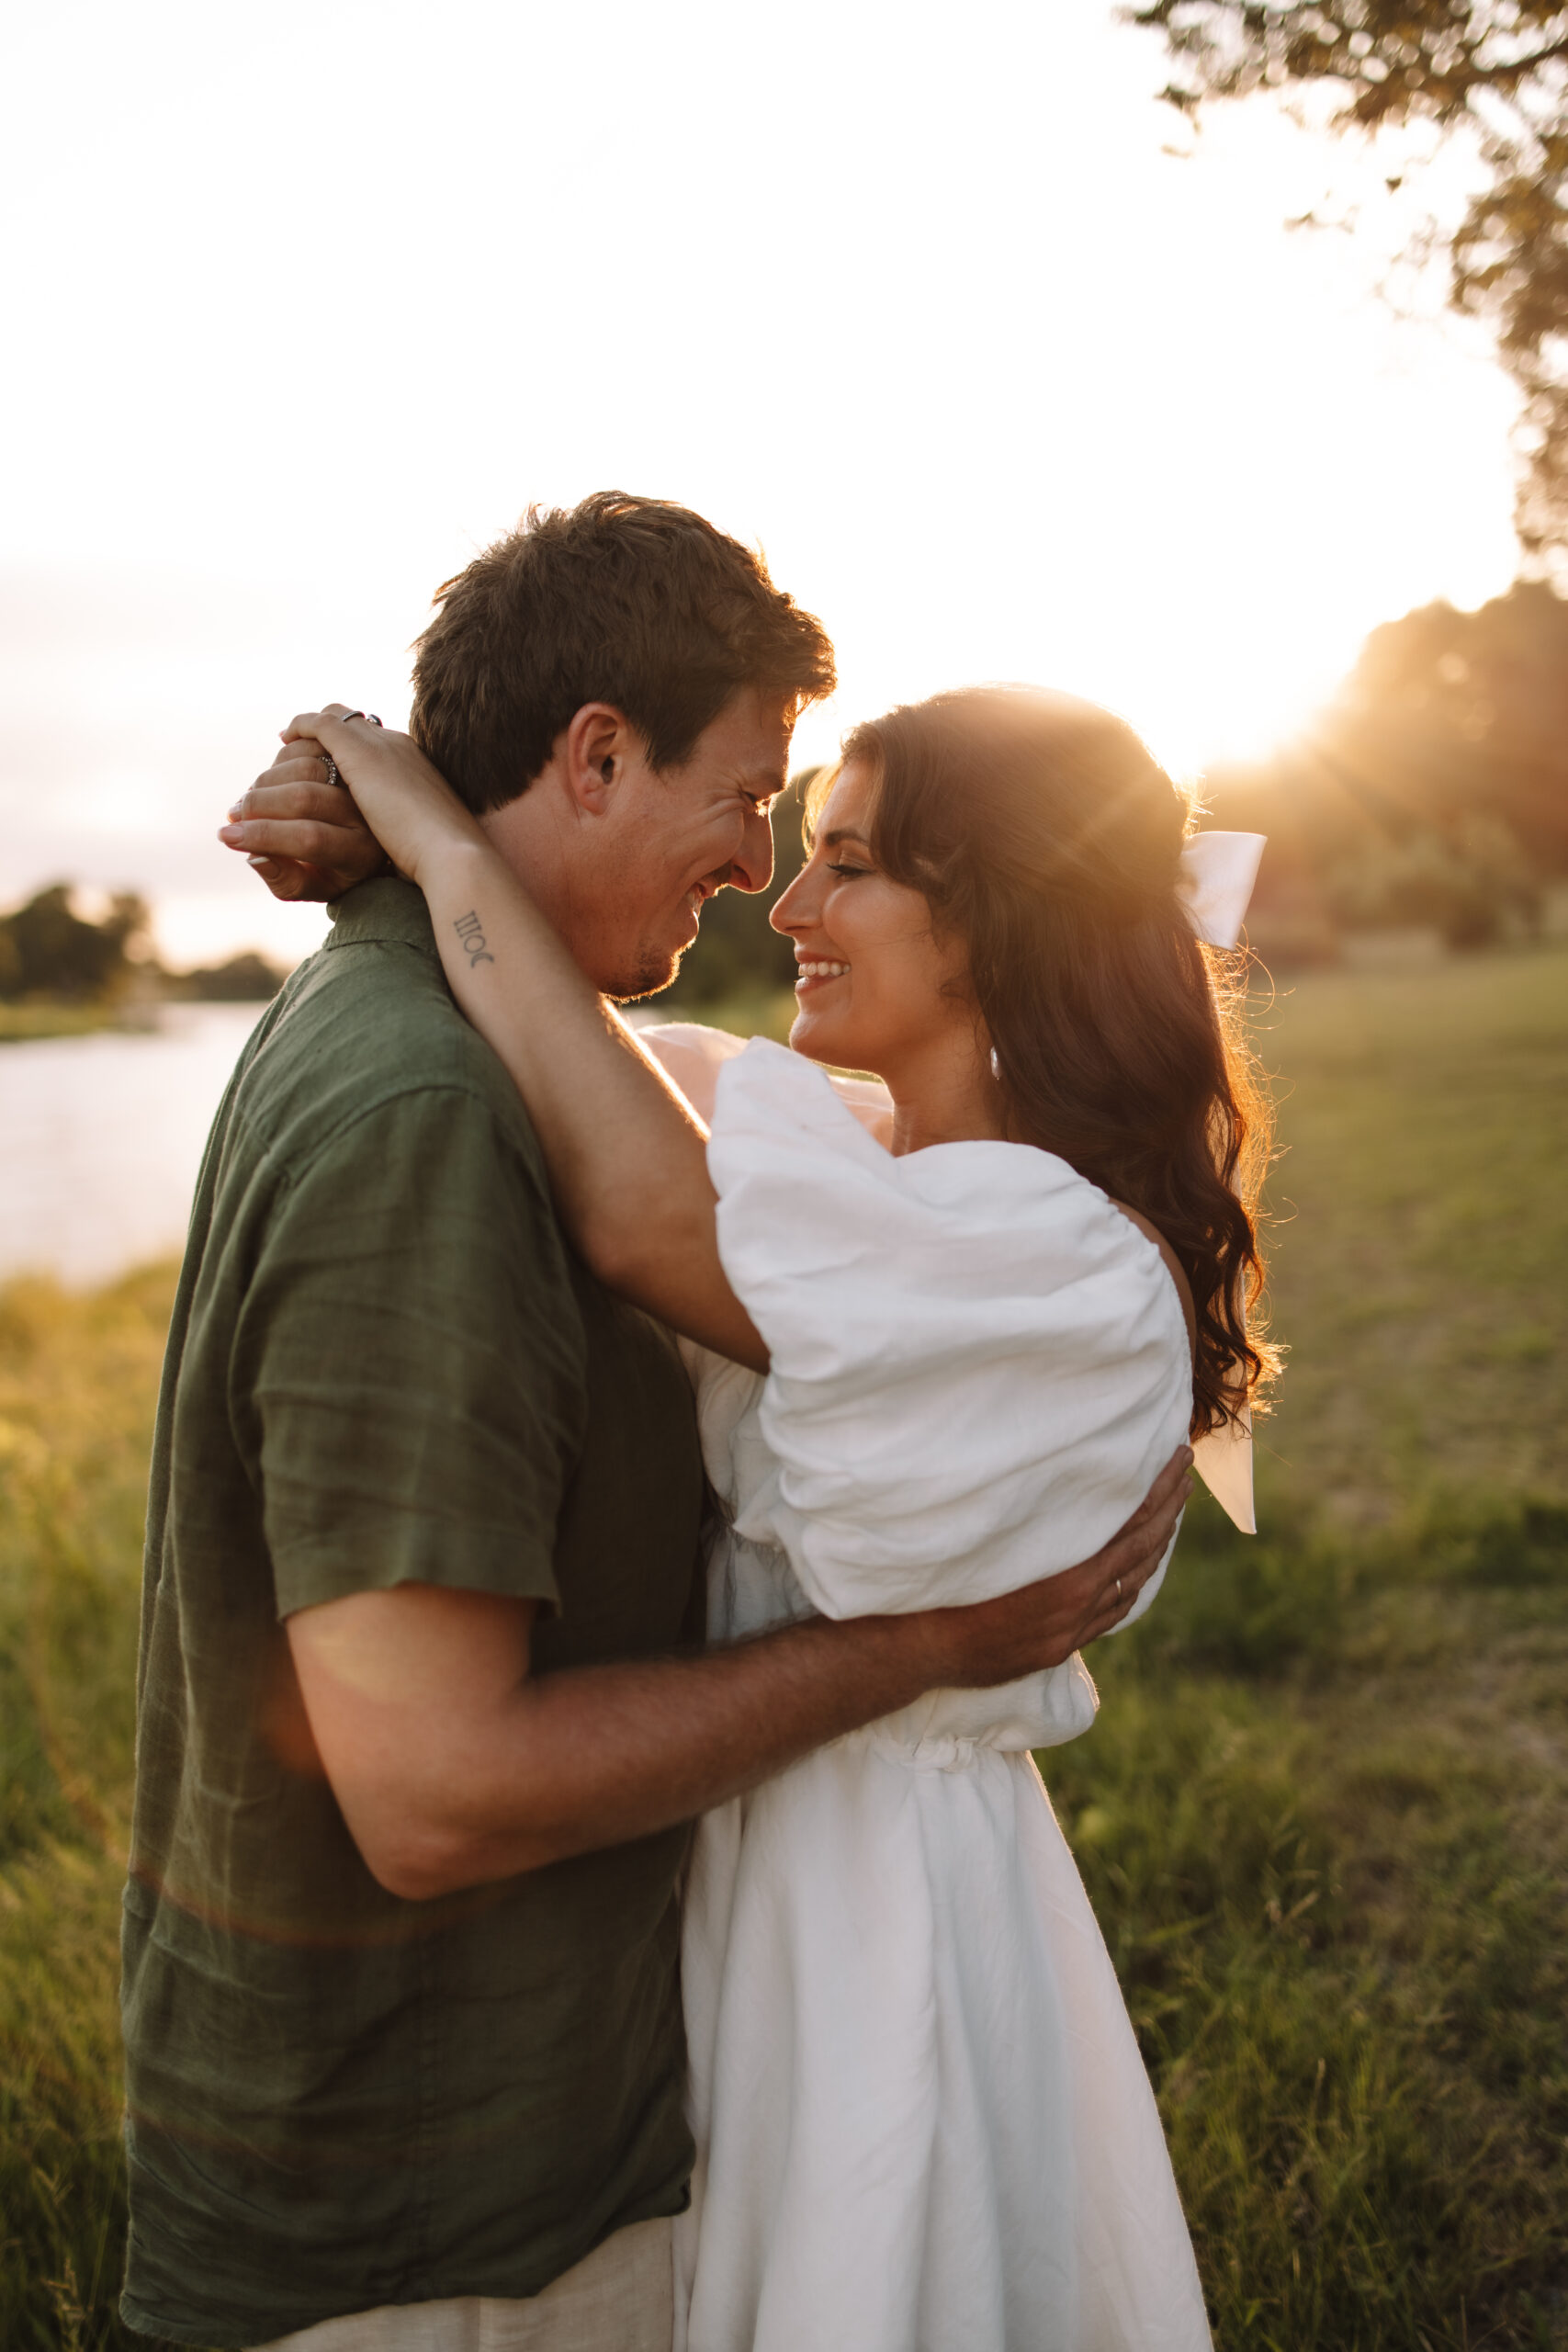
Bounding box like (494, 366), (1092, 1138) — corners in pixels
(641, 1031), (1226, 2352)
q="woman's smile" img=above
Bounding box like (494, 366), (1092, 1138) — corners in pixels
(795, 955), (851, 991)
(772, 761), (983, 1125)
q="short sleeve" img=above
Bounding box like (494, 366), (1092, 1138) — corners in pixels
(237, 1086), (587, 1618)
(707, 1041), (1194, 1621)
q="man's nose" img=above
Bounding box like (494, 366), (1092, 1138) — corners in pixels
(729, 804), (775, 896)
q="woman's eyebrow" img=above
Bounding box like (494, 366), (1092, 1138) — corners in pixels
(820, 827), (871, 849)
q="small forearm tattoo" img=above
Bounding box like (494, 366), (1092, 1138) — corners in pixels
(452, 910), (495, 968)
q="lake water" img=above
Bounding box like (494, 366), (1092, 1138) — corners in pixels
(0, 1006), (265, 1286)
(0, 1001), (674, 1289)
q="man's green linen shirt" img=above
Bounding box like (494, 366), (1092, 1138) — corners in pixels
(120, 880), (706, 2347)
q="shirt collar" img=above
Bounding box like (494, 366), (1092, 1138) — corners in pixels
(325, 876), (437, 956)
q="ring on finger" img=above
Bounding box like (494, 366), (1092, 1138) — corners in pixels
(1114, 1575), (1122, 1602)
(322, 754), (341, 792)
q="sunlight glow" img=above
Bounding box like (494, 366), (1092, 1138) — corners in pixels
(0, 0), (1521, 961)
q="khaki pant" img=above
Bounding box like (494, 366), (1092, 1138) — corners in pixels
(254, 2215), (673, 2352)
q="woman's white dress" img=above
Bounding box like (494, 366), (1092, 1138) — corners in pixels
(639, 1026), (1247, 2352)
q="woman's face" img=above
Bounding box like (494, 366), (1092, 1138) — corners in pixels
(771, 761), (977, 1082)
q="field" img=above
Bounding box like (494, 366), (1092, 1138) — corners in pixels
(0, 1005), (113, 1044)
(2, 945), (1565, 2347)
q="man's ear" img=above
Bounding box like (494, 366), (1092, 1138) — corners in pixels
(562, 704), (637, 817)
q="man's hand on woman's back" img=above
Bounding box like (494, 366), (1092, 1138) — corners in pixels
(910, 1444), (1193, 1691)
(282, 1449), (1193, 1901)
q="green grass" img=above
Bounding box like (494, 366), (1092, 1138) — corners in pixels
(1247, 943), (1568, 1512)
(1051, 1488), (1568, 2349)
(0, 1004), (114, 1044)
(0, 1269), (178, 2350)
(1046, 941), (1568, 2349)
(3, 945), (1566, 2346)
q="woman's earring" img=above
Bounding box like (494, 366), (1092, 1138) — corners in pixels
(989, 1046), (1001, 1081)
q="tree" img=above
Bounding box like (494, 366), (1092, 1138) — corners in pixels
(1204, 575), (1568, 951)
(1329, 575), (1568, 864)
(1131, 1), (1568, 562)
(0, 885), (152, 1001)
(171, 951), (285, 1002)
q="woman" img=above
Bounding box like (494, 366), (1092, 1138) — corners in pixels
(237, 684), (1272, 2350)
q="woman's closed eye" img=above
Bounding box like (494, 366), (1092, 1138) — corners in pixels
(827, 861), (873, 880)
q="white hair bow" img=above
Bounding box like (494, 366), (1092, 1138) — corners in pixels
(1177, 831), (1266, 950)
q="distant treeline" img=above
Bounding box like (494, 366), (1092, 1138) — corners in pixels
(17, 579), (1566, 1019)
(0, 886), (284, 1005)
(657, 580), (1568, 1006)
(1203, 578), (1568, 964)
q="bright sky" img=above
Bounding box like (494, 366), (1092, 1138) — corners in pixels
(1, 0), (1520, 967)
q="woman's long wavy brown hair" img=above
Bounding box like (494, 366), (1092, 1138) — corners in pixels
(821, 685), (1279, 1436)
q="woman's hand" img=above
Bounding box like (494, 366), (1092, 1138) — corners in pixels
(222, 707), (764, 1367)
(220, 735), (389, 903)
(220, 706), (485, 893)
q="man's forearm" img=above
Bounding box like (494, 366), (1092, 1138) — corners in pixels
(294, 1448), (1190, 1901)
(381, 1607), (947, 1897)
(378, 1517), (1178, 1896)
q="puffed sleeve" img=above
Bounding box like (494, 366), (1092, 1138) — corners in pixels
(637, 1020), (751, 1125)
(639, 1020), (893, 1142)
(707, 1040), (1196, 1622)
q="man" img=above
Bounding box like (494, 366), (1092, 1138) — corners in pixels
(126, 493), (1189, 2349)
